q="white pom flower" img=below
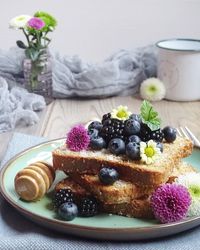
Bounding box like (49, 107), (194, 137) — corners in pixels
(140, 77), (166, 101)
(9, 15), (32, 29)
(175, 172), (200, 217)
(140, 140), (161, 165)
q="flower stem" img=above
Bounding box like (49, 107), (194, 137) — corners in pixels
(22, 28), (31, 47)
(36, 31), (40, 50)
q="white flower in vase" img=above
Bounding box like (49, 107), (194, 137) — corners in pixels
(9, 15), (32, 29)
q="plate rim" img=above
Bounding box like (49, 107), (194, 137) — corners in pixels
(0, 138), (200, 235)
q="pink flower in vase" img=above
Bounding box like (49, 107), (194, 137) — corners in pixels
(28, 17), (45, 30)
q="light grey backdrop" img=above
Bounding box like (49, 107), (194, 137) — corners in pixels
(0, 0), (199, 62)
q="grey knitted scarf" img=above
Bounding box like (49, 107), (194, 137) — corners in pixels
(0, 46), (157, 133)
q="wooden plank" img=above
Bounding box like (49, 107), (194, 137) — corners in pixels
(0, 97), (199, 162)
(43, 97), (200, 140)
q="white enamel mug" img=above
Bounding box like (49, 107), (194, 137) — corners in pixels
(156, 39), (200, 101)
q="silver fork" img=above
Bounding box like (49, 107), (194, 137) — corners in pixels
(177, 126), (200, 148)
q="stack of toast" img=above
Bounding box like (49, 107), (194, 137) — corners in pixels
(52, 136), (194, 218)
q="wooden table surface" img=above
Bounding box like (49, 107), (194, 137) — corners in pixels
(0, 96), (199, 164)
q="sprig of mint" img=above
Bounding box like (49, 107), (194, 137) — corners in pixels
(140, 100), (161, 131)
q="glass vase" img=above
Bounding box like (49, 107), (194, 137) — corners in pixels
(23, 48), (53, 104)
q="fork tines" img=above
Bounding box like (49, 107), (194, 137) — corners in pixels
(177, 126), (200, 148)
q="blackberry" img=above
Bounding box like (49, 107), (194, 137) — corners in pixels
(102, 113), (111, 124)
(140, 124), (164, 142)
(79, 197), (98, 217)
(151, 130), (164, 142)
(54, 189), (74, 209)
(100, 118), (126, 143)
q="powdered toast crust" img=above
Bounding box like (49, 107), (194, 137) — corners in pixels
(53, 137), (193, 186)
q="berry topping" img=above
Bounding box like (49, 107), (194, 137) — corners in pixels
(100, 118), (126, 144)
(72, 101), (167, 163)
(99, 167), (119, 185)
(67, 124), (90, 151)
(88, 128), (99, 139)
(150, 129), (164, 142)
(79, 197), (98, 217)
(162, 126), (177, 143)
(126, 142), (141, 160)
(102, 113), (111, 124)
(88, 121), (103, 131)
(90, 136), (106, 150)
(127, 135), (141, 144)
(129, 114), (141, 123)
(54, 189), (74, 209)
(124, 119), (141, 135)
(140, 124), (164, 142)
(108, 138), (125, 155)
(58, 202), (78, 221)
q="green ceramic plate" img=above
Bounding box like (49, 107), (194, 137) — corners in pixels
(0, 138), (200, 241)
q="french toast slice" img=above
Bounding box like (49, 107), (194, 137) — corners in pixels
(52, 136), (193, 186)
(55, 175), (153, 218)
(54, 162), (197, 219)
(168, 161), (197, 183)
(101, 199), (153, 218)
(55, 177), (90, 197)
(68, 173), (152, 204)
(67, 161), (197, 204)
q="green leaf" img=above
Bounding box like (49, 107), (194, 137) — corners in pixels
(140, 100), (161, 131)
(43, 37), (51, 42)
(16, 40), (27, 49)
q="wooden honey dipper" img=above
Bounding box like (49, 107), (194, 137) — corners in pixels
(14, 161), (55, 201)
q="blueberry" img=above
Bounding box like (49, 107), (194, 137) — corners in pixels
(108, 138), (125, 155)
(162, 126), (177, 143)
(127, 135), (141, 144)
(90, 136), (106, 150)
(88, 128), (99, 139)
(99, 167), (119, 185)
(126, 142), (141, 160)
(125, 119), (141, 135)
(88, 121), (103, 131)
(58, 202), (78, 221)
(157, 142), (163, 152)
(129, 114), (141, 123)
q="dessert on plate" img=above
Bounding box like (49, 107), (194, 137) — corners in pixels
(14, 100), (200, 224)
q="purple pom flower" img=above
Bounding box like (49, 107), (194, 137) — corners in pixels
(66, 124), (90, 151)
(28, 17), (45, 30)
(150, 183), (191, 223)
